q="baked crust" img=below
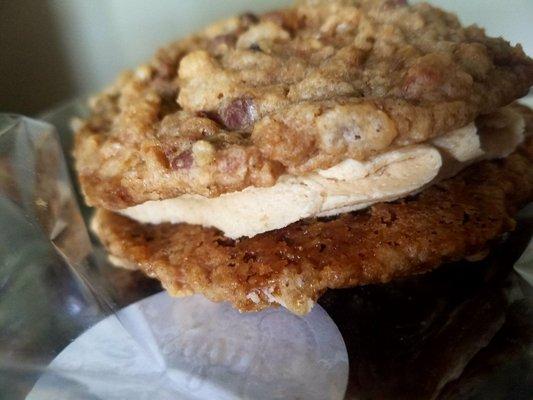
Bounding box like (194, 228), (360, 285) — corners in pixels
(92, 132), (533, 315)
(74, 0), (533, 210)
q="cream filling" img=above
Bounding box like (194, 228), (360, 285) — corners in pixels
(121, 108), (525, 239)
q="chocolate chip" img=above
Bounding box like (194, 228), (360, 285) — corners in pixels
(219, 97), (257, 131)
(167, 149), (193, 170)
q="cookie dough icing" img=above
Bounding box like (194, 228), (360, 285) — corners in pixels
(121, 109), (525, 239)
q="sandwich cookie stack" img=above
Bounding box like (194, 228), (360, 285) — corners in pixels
(74, 0), (533, 314)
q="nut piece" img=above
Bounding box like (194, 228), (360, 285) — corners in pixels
(192, 140), (216, 166)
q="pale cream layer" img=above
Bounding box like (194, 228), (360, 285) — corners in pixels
(120, 107), (525, 239)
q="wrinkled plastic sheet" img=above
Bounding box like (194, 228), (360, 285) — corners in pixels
(0, 104), (532, 399)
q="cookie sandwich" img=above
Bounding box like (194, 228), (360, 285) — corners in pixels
(74, 0), (533, 314)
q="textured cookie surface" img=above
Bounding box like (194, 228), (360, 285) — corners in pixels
(74, 0), (533, 210)
(92, 132), (533, 315)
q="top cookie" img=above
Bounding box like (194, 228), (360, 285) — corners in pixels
(74, 0), (533, 210)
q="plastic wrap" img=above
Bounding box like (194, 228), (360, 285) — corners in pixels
(0, 113), (348, 399)
(0, 106), (532, 399)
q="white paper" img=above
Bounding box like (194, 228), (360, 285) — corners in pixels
(28, 292), (349, 400)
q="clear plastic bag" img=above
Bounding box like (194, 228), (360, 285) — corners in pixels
(0, 114), (112, 398)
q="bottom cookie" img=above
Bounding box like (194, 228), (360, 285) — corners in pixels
(92, 136), (533, 315)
